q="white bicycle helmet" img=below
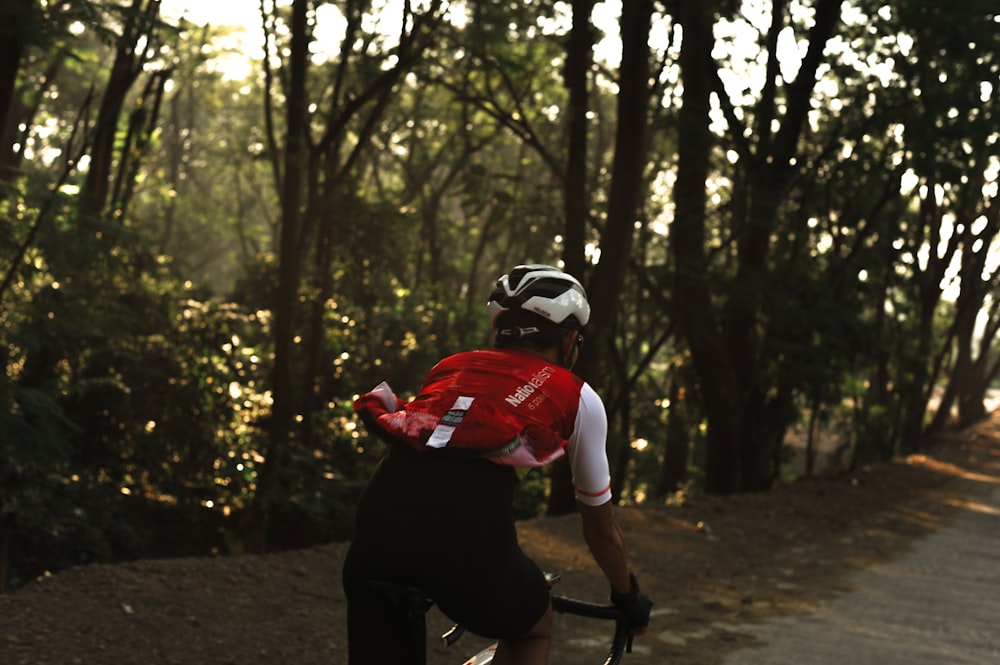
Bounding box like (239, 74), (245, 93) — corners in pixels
(487, 264), (591, 329)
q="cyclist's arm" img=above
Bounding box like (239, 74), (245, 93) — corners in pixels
(567, 383), (612, 504)
(580, 500), (651, 636)
(566, 383), (631, 594)
(578, 499), (632, 595)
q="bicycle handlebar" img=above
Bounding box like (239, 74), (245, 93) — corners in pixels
(551, 595), (632, 665)
(438, 590), (634, 664)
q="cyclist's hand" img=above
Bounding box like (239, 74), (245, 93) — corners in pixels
(610, 573), (652, 635)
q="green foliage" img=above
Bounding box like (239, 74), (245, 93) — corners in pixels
(2, 237), (274, 582)
(272, 399), (383, 544)
(511, 471), (551, 520)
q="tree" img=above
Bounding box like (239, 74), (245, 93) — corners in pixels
(78, 0), (166, 221)
(0, 0), (37, 185)
(248, 0), (448, 550)
(547, 0), (655, 514)
(671, 0), (847, 493)
(887, 1), (1000, 434)
(2, 0), (175, 589)
(672, 0), (739, 492)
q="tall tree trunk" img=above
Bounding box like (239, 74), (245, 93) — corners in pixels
(249, 0), (309, 553)
(951, 249), (994, 428)
(79, 0), (159, 221)
(549, 0), (653, 515)
(676, 0), (841, 493)
(734, 0), (841, 491)
(548, 0), (595, 516)
(300, 199), (336, 452)
(583, 0), (653, 337)
(0, 0), (33, 186)
(580, 0), (653, 464)
(673, 0), (744, 493)
(952, 175), (998, 428)
(561, 0), (593, 280)
(657, 378), (690, 495)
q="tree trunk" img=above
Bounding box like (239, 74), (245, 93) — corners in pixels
(549, 0), (653, 515)
(673, 0), (744, 493)
(561, 0), (594, 280)
(657, 378), (690, 494)
(674, 0), (841, 493)
(548, 0), (596, 517)
(0, 0), (33, 185)
(79, 0), (159, 221)
(0, 510), (8, 593)
(249, 0), (310, 553)
(953, 191), (999, 428)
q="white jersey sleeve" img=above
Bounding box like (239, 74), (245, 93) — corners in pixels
(566, 382), (612, 506)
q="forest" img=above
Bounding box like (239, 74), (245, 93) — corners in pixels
(0, 0), (998, 592)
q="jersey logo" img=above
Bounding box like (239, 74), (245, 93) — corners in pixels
(426, 396), (474, 448)
(504, 366), (557, 407)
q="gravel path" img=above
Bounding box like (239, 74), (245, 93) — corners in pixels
(722, 483), (1000, 665)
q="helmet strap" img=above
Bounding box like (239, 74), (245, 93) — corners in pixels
(559, 331), (581, 369)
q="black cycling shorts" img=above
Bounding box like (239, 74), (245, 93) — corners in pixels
(342, 448), (550, 663)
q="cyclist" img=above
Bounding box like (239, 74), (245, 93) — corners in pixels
(343, 264), (652, 665)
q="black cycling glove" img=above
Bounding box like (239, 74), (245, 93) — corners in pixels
(610, 573), (653, 630)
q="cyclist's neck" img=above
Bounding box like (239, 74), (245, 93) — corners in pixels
(499, 344), (574, 370)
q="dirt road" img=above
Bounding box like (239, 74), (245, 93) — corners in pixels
(720, 480), (1000, 665)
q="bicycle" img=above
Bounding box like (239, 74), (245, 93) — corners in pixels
(371, 573), (633, 665)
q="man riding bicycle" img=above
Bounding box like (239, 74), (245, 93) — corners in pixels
(343, 264), (652, 665)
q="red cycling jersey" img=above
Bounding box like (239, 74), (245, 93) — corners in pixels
(355, 348), (612, 505)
